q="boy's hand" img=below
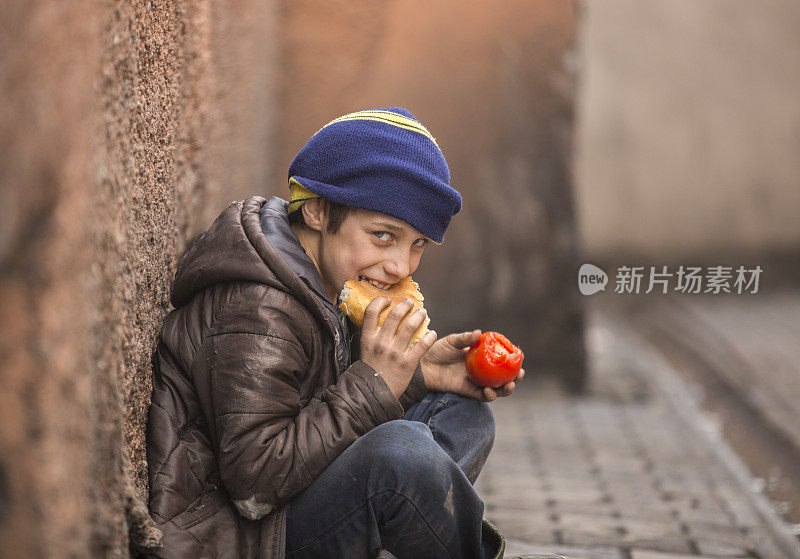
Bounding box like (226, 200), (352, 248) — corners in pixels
(360, 297), (437, 398)
(420, 330), (525, 402)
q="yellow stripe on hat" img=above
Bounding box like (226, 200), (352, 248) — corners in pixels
(331, 116), (439, 147)
(320, 110), (440, 148)
(288, 177), (320, 213)
(342, 109), (435, 135)
(324, 109), (430, 131)
(327, 110), (437, 143)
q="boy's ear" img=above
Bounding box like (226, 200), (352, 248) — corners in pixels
(300, 198), (326, 233)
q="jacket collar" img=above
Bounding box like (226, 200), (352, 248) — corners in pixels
(258, 196), (333, 307)
(259, 197), (352, 372)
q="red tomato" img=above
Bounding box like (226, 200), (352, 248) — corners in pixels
(465, 332), (524, 388)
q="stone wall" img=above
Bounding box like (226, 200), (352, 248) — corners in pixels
(0, 1), (277, 556)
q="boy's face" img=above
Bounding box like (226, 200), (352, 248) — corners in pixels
(315, 206), (431, 301)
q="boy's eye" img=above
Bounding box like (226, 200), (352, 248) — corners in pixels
(372, 231), (427, 247)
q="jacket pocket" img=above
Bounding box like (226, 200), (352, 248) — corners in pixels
(171, 487), (227, 530)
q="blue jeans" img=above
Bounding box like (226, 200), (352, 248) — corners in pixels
(285, 392), (496, 558)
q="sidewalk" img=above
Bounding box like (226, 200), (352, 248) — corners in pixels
(476, 303), (800, 559)
(612, 291), (800, 523)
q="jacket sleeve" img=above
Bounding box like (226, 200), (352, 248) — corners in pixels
(398, 364), (428, 410)
(196, 294), (405, 520)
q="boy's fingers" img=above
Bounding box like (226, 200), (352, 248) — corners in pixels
(380, 299), (415, 339)
(409, 330), (437, 359)
(449, 329), (481, 349)
(482, 386), (497, 402)
(363, 297), (390, 333)
(497, 381), (516, 397)
(398, 309), (428, 344)
(462, 383), (484, 401)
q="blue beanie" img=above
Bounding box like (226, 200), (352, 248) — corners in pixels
(287, 107), (462, 244)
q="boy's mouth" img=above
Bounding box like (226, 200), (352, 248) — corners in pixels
(358, 275), (393, 290)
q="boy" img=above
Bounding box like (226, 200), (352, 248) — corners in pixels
(147, 107), (523, 559)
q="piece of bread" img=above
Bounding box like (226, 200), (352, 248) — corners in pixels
(338, 276), (430, 345)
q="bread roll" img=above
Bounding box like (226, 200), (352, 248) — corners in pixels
(338, 276), (430, 345)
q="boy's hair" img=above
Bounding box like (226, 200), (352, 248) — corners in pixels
(288, 197), (352, 235)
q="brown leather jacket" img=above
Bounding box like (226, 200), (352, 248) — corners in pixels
(146, 196), (427, 558)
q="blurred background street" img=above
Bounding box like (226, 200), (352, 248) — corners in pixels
(478, 294), (800, 558)
(1, 0), (799, 557)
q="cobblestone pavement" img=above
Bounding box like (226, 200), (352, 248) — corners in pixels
(676, 291), (800, 450)
(622, 291), (800, 482)
(604, 290), (800, 530)
(476, 305), (800, 558)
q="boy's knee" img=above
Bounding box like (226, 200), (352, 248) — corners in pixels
(439, 393), (496, 445)
(366, 420), (437, 465)
(363, 420), (455, 486)
(474, 400), (495, 445)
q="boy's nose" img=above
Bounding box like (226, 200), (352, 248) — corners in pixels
(384, 251), (411, 280)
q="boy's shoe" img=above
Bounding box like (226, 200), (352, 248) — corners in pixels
(373, 518), (506, 559)
(482, 517), (506, 559)
(371, 521), (569, 558)
(484, 520), (574, 559)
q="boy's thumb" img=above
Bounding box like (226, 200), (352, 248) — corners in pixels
(453, 329), (481, 348)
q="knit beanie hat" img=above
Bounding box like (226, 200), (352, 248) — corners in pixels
(287, 107), (462, 244)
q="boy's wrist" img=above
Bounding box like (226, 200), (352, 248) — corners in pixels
(419, 359), (437, 392)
